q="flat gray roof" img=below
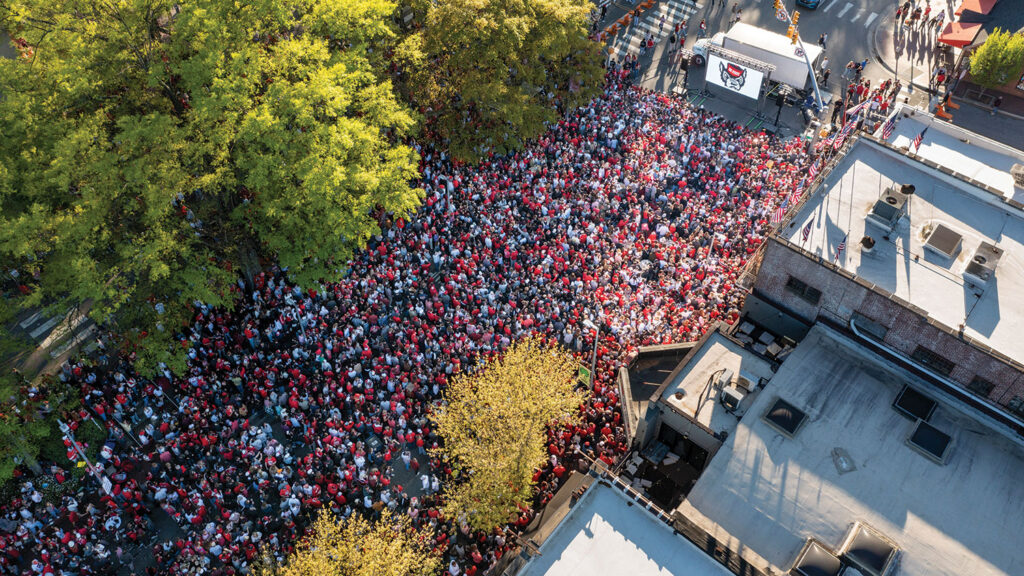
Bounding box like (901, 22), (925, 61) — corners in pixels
(520, 482), (732, 576)
(782, 139), (1024, 363)
(676, 324), (1024, 576)
(873, 106), (1024, 203)
(660, 332), (775, 438)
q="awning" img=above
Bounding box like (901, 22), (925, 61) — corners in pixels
(938, 21), (984, 48)
(955, 0), (998, 16)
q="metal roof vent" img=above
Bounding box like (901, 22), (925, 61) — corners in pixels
(866, 187), (908, 232)
(963, 241), (1002, 286)
(923, 223), (962, 260)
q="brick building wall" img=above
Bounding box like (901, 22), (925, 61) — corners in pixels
(752, 239), (1024, 413)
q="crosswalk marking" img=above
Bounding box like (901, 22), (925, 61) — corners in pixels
(836, 3), (854, 17)
(29, 315), (61, 340)
(609, 0), (699, 56)
(864, 12), (878, 27)
(19, 311), (43, 329)
(822, 0), (838, 12)
(50, 324), (97, 359)
(850, 9), (864, 22)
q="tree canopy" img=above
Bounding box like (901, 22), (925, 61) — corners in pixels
(397, 0), (605, 161)
(258, 509), (440, 576)
(969, 28), (1024, 92)
(431, 336), (588, 531)
(0, 0), (422, 374)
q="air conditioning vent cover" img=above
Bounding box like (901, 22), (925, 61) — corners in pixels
(923, 223), (962, 259)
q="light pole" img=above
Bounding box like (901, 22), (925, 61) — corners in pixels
(58, 419), (112, 495)
(582, 319), (600, 391)
(773, 1), (825, 112)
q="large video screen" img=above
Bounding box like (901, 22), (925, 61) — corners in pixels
(706, 53), (764, 100)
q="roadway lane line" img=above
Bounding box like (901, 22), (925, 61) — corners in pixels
(850, 9), (864, 22)
(864, 12), (878, 27)
(836, 2), (854, 17)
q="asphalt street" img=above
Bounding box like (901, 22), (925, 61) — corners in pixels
(599, 0), (935, 131)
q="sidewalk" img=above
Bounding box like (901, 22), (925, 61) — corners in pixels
(871, 5), (1024, 125)
(871, 9), (951, 94)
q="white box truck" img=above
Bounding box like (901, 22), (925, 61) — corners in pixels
(692, 23), (823, 93)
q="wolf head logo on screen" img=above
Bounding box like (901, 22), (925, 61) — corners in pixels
(719, 62), (747, 91)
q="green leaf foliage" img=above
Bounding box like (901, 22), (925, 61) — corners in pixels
(0, 0), (422, 374)
(969, 28), (1024, 91)
(431, 336), (588, 531)
(399, 0), (605, 161)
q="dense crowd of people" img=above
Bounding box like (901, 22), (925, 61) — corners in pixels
(0, 76), (810, 576)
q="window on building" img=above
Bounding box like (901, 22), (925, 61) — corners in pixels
(785, 275), (822, 305)
(852, 312), (888, 341)
(1008, 396), (1024, 419)
(911, 346), (955, 376)
(967, 376), (995, 398)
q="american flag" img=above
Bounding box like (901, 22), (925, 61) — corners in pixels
(808, 160), (820, 180)
(801, 218), (814, 243)
(912, 127), (928, 151)
(834, 234), (848, 263)
(832, 114), (857, 150)
(772, 200), (787, 223)
(793, 177), (806, 200)
(881, 115), (897, 140)
(844, 99), (868, 118)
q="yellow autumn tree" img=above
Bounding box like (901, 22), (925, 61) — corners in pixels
(432, 336), (589, 531)
(258, 510), (440, 576)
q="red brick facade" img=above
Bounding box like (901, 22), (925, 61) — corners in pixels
(753, 239), (1024, 412)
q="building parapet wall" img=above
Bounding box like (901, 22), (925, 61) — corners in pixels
(753, 238), (1024, 424)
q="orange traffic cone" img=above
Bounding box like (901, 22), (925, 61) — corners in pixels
(935, 103), (954, 120)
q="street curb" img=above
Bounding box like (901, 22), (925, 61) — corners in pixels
(950, 95), (1024, 121)
(870, 12), (932, 93)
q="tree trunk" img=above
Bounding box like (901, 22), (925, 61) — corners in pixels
(237, 241), (261, 290)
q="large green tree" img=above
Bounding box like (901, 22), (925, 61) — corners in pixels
(969, 28), (1024, 95)
(431, 336), (588, 530)
(0, 0), (422, 374)
(257, 509), (440, 576)
(397, 0), (604, 161)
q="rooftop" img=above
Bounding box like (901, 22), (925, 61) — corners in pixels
(518, 481), (732, 576)
(675, 324), (1024, 576)
(873, 107), (1024, 204)
(657, 332), (775, 439)
(781, 138), (1024, 363)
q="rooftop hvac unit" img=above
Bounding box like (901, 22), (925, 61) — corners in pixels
(923, 223), (963, 260)
(715, 368), (734, 390)
(866, 187), (908, 232)
(735, 374), (754, 392)
(1011, 163), (1024, 189)
(720, 386), (747, 413)
(963, 241), (1002, 286)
